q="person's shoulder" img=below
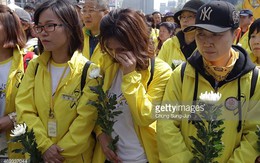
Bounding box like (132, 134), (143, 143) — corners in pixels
(164, 36), (178, 45)
(158, 36), (178, 56)
(71, 51), (96, 69)
(154, 57), (172, 72)
(173, 61), (197, 80)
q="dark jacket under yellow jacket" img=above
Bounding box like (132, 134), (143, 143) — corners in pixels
(157, 46), (260, 162)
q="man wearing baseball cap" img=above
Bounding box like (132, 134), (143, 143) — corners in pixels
(158, 0), (205, 68)
(157, 1), (260, 162)
(164, 12), (175, 23)
(163, 12), (181, 35)
(235, 9), (254, 53)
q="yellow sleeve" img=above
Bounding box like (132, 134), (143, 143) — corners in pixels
(157, 38), (184, 67)
(227, 73), (260, 162)
(121, 59), (172, 126)
(56, 64), (98, 157)
(157, 67), (193, 162)
(157, 40), (169, 64)
(227, 121), (259, 163)
(16, 60), (53, 153)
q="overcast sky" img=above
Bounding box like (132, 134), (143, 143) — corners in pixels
(154, 0), (168, 10)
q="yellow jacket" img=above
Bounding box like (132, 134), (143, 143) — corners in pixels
(82, 27), (103, 64)
(16, 51), (98, 163)
(236, 30), (250, 52)
(3, 48), (24, 158)
(151, 28), (159, 41)
(157, 36), (186, 67)
(91, 56), (172, 163)
(250, 51), (260, 66)
(157, 48), (260, 163)
(235, 30), (257, 64)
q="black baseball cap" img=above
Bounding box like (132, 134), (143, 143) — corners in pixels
(164, 12), (174, 18)
(184, 0), (240, 33)
(239, 9), (253, 16)
(174, 0), (205, 25)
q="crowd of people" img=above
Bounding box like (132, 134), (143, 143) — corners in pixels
(0, 0), (260, 162)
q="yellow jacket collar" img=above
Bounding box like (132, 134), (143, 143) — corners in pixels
(37, 51), (84, 72)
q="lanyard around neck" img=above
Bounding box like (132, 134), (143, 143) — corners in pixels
(48, 62), (68, 118)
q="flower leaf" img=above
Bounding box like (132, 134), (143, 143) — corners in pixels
(89, 85), (100, 94)
(0, 148), (7, 155)
(12, 148), (25, 154)
(88, 78), (122, 152)
(10, 123), (43, 163)
(189, 91), (225, 162)
(189, 136), (205, 155)
(255, 125), (260, 152)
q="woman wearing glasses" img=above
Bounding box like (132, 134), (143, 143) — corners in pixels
(0, 4), (26, 160)
(16, 0), (98, 162)
(157, 0), (204, 69)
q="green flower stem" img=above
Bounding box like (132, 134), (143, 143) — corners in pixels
(205, 119), (212, 162)
(88, 78), (122, 152)
(190, 102), (225, 163)
(0, 148), (7, 155)
(10, 125), (43, 163)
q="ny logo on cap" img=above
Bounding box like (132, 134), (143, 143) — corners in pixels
(200, 6), (213, 21)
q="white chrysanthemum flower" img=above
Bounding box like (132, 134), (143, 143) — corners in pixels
(199, 91), (222, 104)
(172, 59), (184, 67)
(89, 67), (101, 79)
(10, 123), (26, 137)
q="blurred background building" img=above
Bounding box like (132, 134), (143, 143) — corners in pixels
(0, 0), (247, 14)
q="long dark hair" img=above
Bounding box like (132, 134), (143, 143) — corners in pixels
(0, 5), (26, 48)
(99, 8), (154, 70)
(34, 0), (83, 55)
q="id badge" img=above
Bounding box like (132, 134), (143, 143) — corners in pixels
(48, 118), (57, 137)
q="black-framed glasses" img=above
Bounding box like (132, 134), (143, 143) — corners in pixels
(178, 15), (196, 21)
(80, 7), (105, 14)
(34, 23), (63, 33)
